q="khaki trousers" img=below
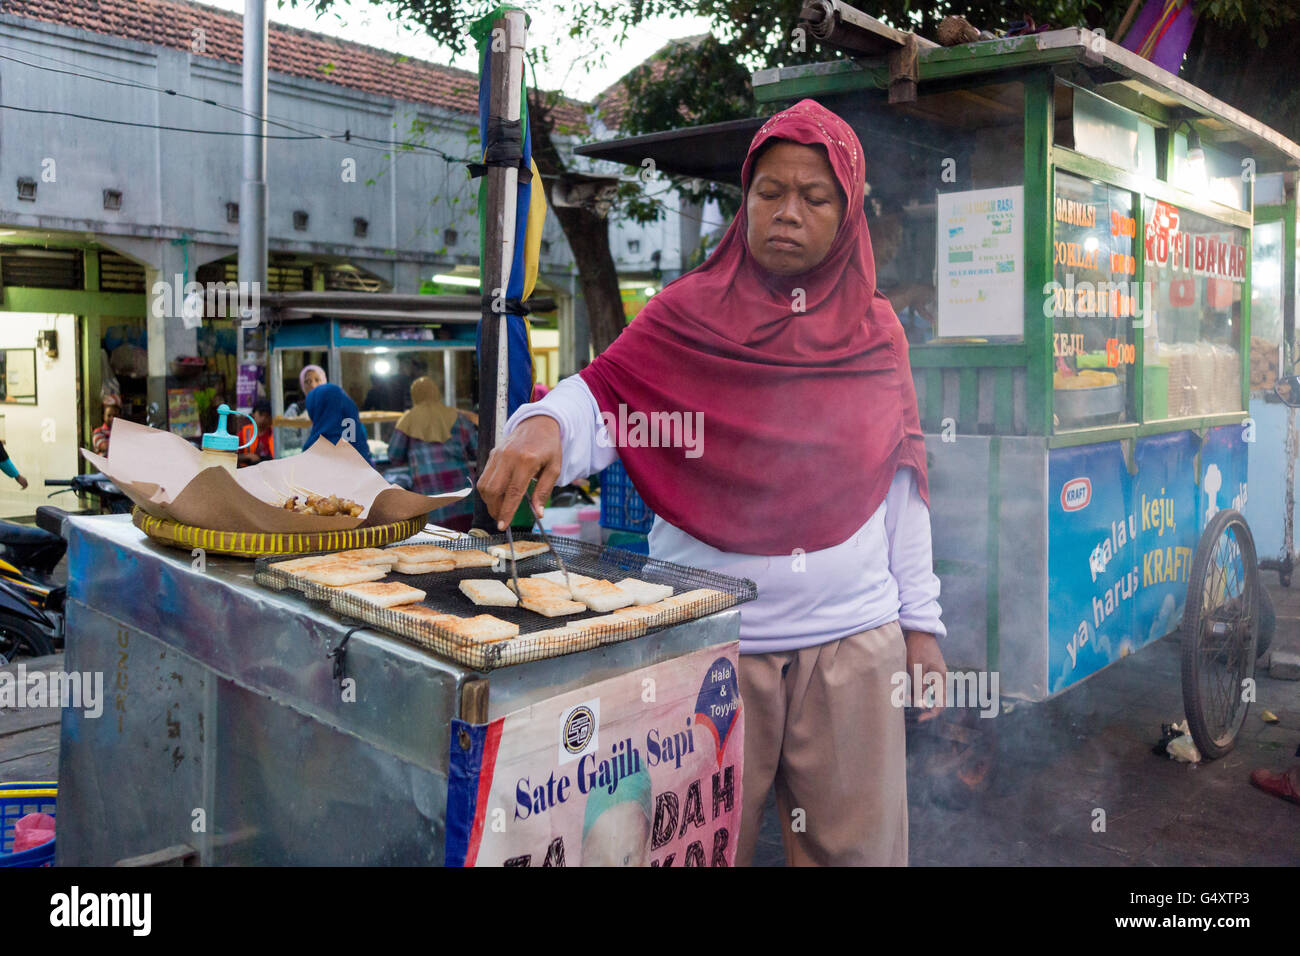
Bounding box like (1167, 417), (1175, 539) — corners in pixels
(735, 620), (908, 867)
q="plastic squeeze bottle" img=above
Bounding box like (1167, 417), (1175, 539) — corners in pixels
(199, 404), (257, 476)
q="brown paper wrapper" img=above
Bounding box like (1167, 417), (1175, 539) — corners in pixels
(82, 418), (469, 533)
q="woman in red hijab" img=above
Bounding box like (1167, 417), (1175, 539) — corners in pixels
(480, 99), (946, 867)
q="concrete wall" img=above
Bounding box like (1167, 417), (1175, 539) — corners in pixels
(0, 14), (681, 288)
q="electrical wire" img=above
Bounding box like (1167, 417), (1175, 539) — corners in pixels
(0, 42), (474, 161)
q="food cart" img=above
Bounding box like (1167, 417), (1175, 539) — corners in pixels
(56, 515), (748, 865)
(263, 292), (483, 459)
(579, 23), (1300, 760)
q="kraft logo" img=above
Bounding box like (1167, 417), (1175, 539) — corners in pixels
(1062, 477), (1091, 512)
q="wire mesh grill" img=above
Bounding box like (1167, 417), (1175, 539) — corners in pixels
(253, 534), (757, 670)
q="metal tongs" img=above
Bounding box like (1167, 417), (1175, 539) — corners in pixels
(523, 487), (574, 598)
(502, 522), (524, 604)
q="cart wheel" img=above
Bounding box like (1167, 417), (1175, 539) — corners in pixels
(1181, 508), (1258, 760)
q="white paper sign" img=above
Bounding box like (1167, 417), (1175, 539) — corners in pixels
(936, 186), (1024, 339)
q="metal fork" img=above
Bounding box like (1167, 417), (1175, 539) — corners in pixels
(503, 523), (523, 602)
(522, 494), (573, 597)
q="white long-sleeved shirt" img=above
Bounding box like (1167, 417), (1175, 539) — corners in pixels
(506, 375), (945, 654)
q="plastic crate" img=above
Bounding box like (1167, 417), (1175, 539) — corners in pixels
(0, 783), (56, 867)
(599, 461), (655, 534)
(605, 531), (650, 555)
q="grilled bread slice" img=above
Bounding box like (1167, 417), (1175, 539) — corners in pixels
(459, 579), (520, 607)
(386, 544), (456, 562)
(520, 596), (587, 617)
(294, 562), (388, 587)
(275, 554), (348, 573)
(451, 549), (497, 569)
(507, 578), (571, 601)
(570, 579), (636, 612)
(335, 581), (427, 608)
(488, 540), (551, 561)
(570, 612), (648, 641)
(615, 577), (674, 605)
(530, 570), (595, 589)
(611, 605), (661, 626)
(332, 548), (397, 567)
(391, 604), (458, 626)
(441, 614), (519, 644)
(393, 559), (456, 574)
(655, 587), (729, 623)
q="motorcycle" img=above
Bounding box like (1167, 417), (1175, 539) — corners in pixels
(0, 475), (129, 664)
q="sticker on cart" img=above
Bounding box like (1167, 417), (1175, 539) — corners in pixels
(558, 699), (599, 764)
(694, 657), (740, 763)
(1061, 477), (1091, 512)
(445, 642), (744, 867)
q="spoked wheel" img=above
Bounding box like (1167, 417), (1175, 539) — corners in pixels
(1181, 508), (1258, 760)
(0, 619), (55, 666)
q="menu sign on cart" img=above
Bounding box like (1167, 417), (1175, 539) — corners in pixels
(935, 186), (1024, 339)
(445, 643), (743, 867)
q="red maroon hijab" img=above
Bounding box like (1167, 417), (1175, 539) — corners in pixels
(580, 99), (928, 555)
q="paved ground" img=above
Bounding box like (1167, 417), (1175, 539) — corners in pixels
(0, 652), (62, 782)
(752, 574), (1300, 866)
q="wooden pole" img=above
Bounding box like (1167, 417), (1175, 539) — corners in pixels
(1114, 0), (1143, 46)
(473, 10), (527, 530)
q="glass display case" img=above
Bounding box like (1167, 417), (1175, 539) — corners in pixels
(1141, 199), (1247, 419)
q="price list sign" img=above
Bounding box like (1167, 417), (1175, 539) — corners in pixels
(1051, 171), (1137, 427)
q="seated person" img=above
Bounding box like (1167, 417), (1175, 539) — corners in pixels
(92, 399), (121, 455)
(238, 400), (275, 466)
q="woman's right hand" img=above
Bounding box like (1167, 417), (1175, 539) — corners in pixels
(476, 416), (563, 530)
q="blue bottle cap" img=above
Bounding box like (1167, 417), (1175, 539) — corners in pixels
(202, 404), (243, 451)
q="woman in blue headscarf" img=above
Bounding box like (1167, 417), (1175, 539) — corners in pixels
(304, 383), (373, 465)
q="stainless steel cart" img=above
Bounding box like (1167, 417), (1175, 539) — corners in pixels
(55, 515), (740, 865)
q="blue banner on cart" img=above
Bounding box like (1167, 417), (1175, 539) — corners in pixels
(1132, 431), (1199, 653)
(1200, 425), (1249, 524)
(1048, 430), (1215, 694)
(1049, 441), (1135, 693)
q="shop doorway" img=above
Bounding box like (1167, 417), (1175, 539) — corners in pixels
(0, 313), (80, 519)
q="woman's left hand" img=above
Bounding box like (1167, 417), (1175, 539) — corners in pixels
(904, 630), (946, 723)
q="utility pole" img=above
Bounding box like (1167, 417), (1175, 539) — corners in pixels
(238, 0), (268, 404)
(472, 9), (528, 529)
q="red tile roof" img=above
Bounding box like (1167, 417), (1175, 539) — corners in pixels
(2, 0), (590, 130)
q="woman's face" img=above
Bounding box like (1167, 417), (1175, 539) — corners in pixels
(745, 141), (845, 276)
(302, 368), (326, 393)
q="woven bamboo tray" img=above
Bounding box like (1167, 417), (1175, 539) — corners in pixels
(132, 507), (427, 558)
(254, 533), (757, 670)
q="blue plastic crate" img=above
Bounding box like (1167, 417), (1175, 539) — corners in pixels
(599, 461), (655, 534)
(0, 782), (56, 867)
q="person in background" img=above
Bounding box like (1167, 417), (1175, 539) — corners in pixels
(92, 399), (120, 456)
(386, 376), (477, 531)
(1251, 762), (1300, 808)
(304, 383), (373, 466)
(285, 364), (327, 417)
(0, 440), (28, 490)
(238, 400), (275, 467)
